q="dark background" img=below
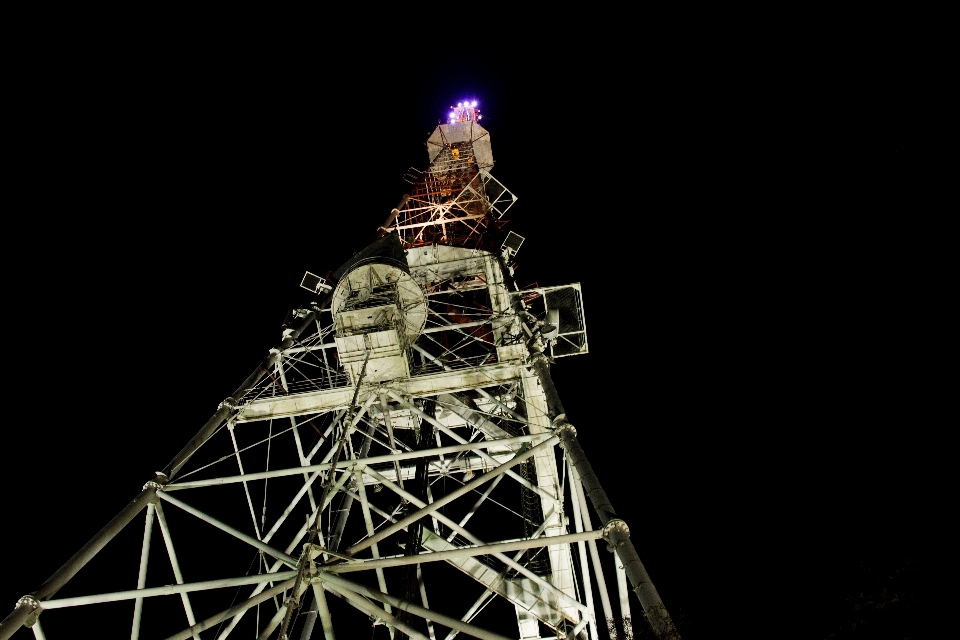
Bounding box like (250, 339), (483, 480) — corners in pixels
(2, 16), (952, 639)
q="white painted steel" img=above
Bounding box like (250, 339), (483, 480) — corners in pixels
(0, 110), (679, 640)
(444, 511), (562, 640)
(314, 530), (602, 573)
(322, 582), (428, 640)
(311, 583), (336, 640)
(344, 435), (559, 557)
(573, 460), (619, 639)
(279, 361), (319, 513)
(235, 361), (522, 422)
(161, 579), (295, 640)
(409, 342), (525, 422)
(30, 620), (46, 640)
(616, 561), (633, 638)
(156, 492), (297, 567)
(130, 503), (155, 640)
(40, 572), (300, 609)
(569, 464), (599, 640)
(153, 502), (200, 639)
(164, 434), (546, 489)
(426, 121), (494, 169)
(318, 573), (514, 640)
(227, 422), (262, 539)
(363, 467), (589, 620)
(417, 563), (437, 640)
(353, 468), (394, 620)
(389, 393), (560, 506)
(519, 364), (580, 624)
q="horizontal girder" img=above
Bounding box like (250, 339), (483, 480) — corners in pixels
(236, 361), (523, 423)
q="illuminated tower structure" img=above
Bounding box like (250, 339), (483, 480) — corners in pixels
(1, 102), (680, 640)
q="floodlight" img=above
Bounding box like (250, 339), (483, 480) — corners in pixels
(542, 309), (560, 340)
(501, 231), (525, 256)
(300, 271), (332, 294)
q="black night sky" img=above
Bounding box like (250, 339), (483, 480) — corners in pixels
(2, 17), (951, 640)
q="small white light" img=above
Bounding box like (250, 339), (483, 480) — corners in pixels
(457, 102), (462, 107)
(471, 101), (477, 106)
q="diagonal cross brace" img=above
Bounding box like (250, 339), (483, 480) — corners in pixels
(343, 434), (558, 557)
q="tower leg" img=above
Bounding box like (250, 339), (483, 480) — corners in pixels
(571, 460), (621, 639)
(130, 503), (156, 640)
(526, 349), (681, 640)
(0, 483), (160, 640)
(312, 583), (336, 639)
(616, 562), (634, 640)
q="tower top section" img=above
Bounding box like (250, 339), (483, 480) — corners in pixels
(425, 119), (494, 172)
(448, 100), (481, 124)
(377, 98), (515, 250)
(426, 99), (492, 171)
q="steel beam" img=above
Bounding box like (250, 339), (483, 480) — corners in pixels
(421, 319), (490, 334)
(417, 564), (437, 640)
(363, 467), (588, 617)
(164, 434), (546, 490)
(261, 468), (323, 543)
(318, 573), (513, 640)
(327, 419), (377, 553)
(526, 345), (680, 640)
(280, 362), (319, 512)
(410, 344), (525, 423)
(154, 502), (200, 639)
(353, 468), (394, 621)
(159, 298), (327, 481)
(390, 393), (559, 506)
(312, 583), (336, 640)
(452, 474), (504, 539)
(616, 561), (634, 640)
(344, 435), (558, 557)
(228, 422), (263, 539)
(572, 460), (619, 640)
(161, 579), (295, 640)
(379, 391), (406, 491)
(322, 582), (427, 640)
(318, 530), (602, 573)
(568, 467), (598, 640)
(29, 620), (45, 640)
(40, 572), (300, 609)
(0, 483), (159, 640)
(236, 361), (522, 422)
(156, 492), (298, 567)
(130, 503), (156, 640)
(443, 511), (559, 640)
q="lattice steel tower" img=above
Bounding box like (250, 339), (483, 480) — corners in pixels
(1, 102), (680, 640)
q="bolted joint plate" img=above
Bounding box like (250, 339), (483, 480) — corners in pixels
(554, 420), (577, 442)
(142, 477), (166, 502)
(303, 543), (356, 565)
(601, 518), (631, 553)
(15, 595), (41, 627)
(525, 348), (549, 367)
